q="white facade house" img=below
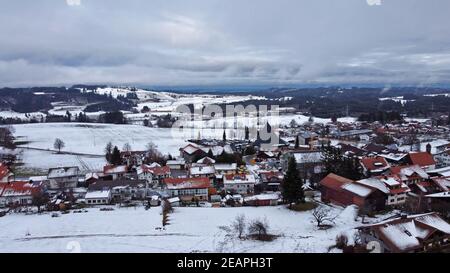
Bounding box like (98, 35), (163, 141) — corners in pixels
(223, 174), (256, 195)
(47, 167), (80, 190)
(84, 190), (112, 205)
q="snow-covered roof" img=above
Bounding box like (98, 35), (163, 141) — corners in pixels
(224, 174), (256, 184)
(84, 190), (110, 199)
(360, 212), (450, 252)
(103, 165), (127, 174)
(426, 192), (450, 198)
(342, 183), (373, 197)
(0, 181), (42, 197)
(164, 177), (210, 190)
(214, 163), (237, 171)
(391, 165), (429, 180)
(244, 193), (280, 202)
(197, 157), (216, 164)
(167, 159), (185, 165)
(356, 178), (390, 194)
(28, 176), (48, 182)
(293, 151), (322, 164)
(190, 166), (215, 175)
(48, 166), (79, 179)
(381, 177), (401, 187)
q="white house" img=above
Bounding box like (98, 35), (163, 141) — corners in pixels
(223, 174), (256, 195)
(84, 190), (111, 205)
(47, 166), (80, 190)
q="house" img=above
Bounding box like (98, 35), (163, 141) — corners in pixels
(223, 174), (256, 195)
(0, 181), (43, 207)
(84, 172), (108, 185)
(84, 190), (112, 205)
(407, 152), (436, 171)
(319, 173), (386, 212)
(103, 165), (128, 180)
(189, 165), (215, 185)
(297, 132), (318, 146)
(87, 179), (147, 203)
(320, 173), (354, 205)
(358, 213), (450, 253)
(257, 170), (283, 192)
(0, 163), (14, 183)
(424, 191), (450, 218)
(214, 163), (238, 176)
(360, 156), (390, 176)
(179, 144), (207, 163)
(166, 158), (186, 170)
(243, 193), (280, 207)
(356, 176), (410, 206)
(163, 177), (209, 203)
(420, 140), (450, 155)
(196, 156), (216, 165)
(390, 165), (429, 185)
(255, 151), (277, 162)
(137, 164), (170, 186)
(47, 166), (80, 190)
(120, 151), (146, 166)
(282, 151), (325, 183)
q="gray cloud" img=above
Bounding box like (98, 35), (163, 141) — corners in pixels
(0, 0), (450, 87)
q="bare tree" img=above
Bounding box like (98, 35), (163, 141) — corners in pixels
(53, 138), (65, 153)
(232, 214), (247, 239)
(146, 141), (165, 164)
(219, 214), (247, 240)
(122, 142), (132, 152)
(312, 207), (336, 227)
(248, 218), (269, 240)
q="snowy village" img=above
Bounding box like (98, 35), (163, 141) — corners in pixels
(0, 87), (449, 253)
(1, 0), (450, 255)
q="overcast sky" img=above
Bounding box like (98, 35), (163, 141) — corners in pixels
(1, 0), (450, 88)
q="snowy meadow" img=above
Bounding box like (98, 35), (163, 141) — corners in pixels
(0, 205), (362, 253)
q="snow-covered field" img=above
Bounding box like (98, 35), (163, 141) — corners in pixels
(0, 205), (362, 253)
(12, 123), (189, 172)
(13, 123), (187, 156)
(10, 113), (356, 172)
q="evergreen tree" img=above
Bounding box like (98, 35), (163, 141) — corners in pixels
(223, 130), (227, 141)
(282, 156), (304, 208)
(295, 135), (299, 149)
(65, 111), (72, 122)
(207, 149), (214, 159)
(110, 146), (122, 165)
(244, 126), (250, 140)
(105, 142), (113, 163)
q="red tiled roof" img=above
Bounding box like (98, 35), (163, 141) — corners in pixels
(0, 181), (42, 197)
(163, 177), (210, 189)
(408, 152), (436, 167)
(360, 156), (389, 172)
(148, 166), (170, 176)
(320, 173), (353, 191)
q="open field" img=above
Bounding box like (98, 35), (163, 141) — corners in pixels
(0, 205), (366, 253)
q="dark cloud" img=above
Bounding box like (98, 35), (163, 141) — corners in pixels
(0, 0), (449, 87)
